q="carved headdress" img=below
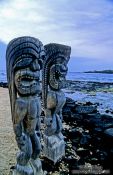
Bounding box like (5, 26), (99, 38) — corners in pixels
(42, 43), (71, 109)
(6, 36), (45, 120)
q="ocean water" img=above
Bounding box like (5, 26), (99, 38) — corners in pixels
(0, 70), (7, 82)
(66, 72), (113, 83)
(1, 70), (113, 83)
(1, 70), (113, 113)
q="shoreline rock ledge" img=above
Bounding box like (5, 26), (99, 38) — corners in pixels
(61, 97), (113, 174)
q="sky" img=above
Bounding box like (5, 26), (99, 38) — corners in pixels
(0, 0), (113, 72)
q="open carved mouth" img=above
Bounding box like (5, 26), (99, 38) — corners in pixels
(15, 69), (40, 94)
(20, 74), (39, 85)
(55, 70), (67, 81)
(57, 64), (68, 80)
(59, 75), (66, 81)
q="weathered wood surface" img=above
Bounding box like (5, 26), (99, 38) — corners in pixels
(42, 43), (71, 163)
(6, 36), (45, 175)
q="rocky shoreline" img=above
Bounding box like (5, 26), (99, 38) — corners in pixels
(40, 80), (113, 174)
(64, 80), (113, 115)
(0, 82), (8, 88)
(38, 97), (112, 174)
(1, 80), (113, 174)
(66, 80), (113, 92)
(62, 97), (112, 174)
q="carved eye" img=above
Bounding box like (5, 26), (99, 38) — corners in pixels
(61, 65), (68, 72)
(30, 59), (40, 71)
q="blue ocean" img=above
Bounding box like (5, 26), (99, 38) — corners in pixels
(1, 70), (113, 83)
(66, 72), (113, 83)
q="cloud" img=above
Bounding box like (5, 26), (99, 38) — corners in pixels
(68, 56), (113, 72)
(0, 0), (113, 71)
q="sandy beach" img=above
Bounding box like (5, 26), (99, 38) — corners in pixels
(0, 87), (18, 175)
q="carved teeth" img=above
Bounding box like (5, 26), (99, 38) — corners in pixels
(59, 77), (64, 81)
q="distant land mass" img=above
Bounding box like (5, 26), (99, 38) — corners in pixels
(84, 70), (113, 74)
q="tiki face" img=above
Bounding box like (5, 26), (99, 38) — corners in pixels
(14, 62), (41, 95)
(49, 59), (68, 90)
(6, 37), (45, 97)
(55, 59), (68, 80)
(14, 54), (41, 95)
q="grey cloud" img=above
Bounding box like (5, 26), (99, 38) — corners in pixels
(0, 0), (113, 71)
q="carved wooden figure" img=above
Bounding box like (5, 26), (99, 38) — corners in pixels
(42, 43), (71, 163)
(6, 36), (45, 175)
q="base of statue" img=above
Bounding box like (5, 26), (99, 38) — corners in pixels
(9, 158), (44, 175)
(43, 134), (65, 164)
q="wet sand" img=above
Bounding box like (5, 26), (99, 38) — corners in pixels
(0, 88), (18, 175)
